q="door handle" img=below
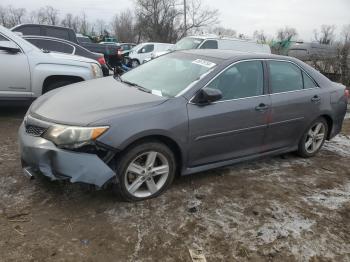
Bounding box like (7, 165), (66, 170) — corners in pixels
(311, 95), (321, 103)
(255, 103), (269, 112)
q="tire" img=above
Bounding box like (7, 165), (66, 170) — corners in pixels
(43, 80), (75, 94)
(113, 141), (176, 202)
(131, 59), (140, 68)
(297, 117), (328, 158)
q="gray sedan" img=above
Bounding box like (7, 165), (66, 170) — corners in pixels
(19, 50), (348, 201)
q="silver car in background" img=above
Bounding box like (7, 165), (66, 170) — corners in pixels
(19, 50), (348, 201)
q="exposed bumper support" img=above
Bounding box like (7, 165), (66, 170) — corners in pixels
(18, 123), (116, 187)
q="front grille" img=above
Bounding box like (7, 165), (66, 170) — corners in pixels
(25, 125), (47, 137)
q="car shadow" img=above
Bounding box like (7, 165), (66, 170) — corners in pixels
(0, 105), (29, 119)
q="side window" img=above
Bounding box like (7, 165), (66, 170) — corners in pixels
(268, 61), (303, 93)
(303, 71), (317, 89)
(16, 26), (41, 36)
(46, 28), (70, 40)
(35, 39), (74, 54)
(144, 44), (154, 53)
(207, 61), (264, 100)
(200, 40), (218, 49)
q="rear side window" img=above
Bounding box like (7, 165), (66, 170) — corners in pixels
(46, 28), (70, 40)
(207, 60), (264, 100)
(200, 40), (218, 49)
(268, 61), (303, 93)
(34, 39), (74, 54)
(16, 26), (41, 36)
(303, 71), (317, 89)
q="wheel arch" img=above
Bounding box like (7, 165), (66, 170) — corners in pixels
(118, 134), (184, 174)
(42, 75), (84, 94)
(319, 114), (333, 140)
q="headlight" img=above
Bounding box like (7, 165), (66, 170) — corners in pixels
(43, 125), (109, 148)
(91, 63), (103, 78)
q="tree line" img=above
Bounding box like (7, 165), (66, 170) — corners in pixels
(0, 1), (349, 86)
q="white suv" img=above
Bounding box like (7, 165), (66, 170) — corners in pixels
(127, 42), (174, 67)
(0, 26), (102, 104)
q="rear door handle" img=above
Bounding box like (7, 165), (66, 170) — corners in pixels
(255, 103), (269, 112)
(311, 95), (321, 103)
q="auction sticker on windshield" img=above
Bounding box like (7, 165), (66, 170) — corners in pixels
(192, 59), (216, 68)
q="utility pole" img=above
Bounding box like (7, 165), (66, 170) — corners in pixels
(184, 0), (187, 36)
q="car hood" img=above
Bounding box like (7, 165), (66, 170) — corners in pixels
(30, 76), (167, 126)
(47, 51), (97, 64)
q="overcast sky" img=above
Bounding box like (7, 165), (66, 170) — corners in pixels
(2, 0), (349, 41)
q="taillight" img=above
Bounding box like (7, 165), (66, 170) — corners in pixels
(97, 57), (106, 65)
(117, 49), (122, 57)
(345, 89), (349, 99)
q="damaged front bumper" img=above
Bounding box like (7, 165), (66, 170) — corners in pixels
(18, 123), (116, 187)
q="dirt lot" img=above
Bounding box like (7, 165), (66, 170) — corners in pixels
(0, 107), (350, 262)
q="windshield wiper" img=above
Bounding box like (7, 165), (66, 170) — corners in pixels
(119, 78), (151, 93)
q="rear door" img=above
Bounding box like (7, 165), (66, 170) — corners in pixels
(187, 60), (271, 167)
(0, 33), (31, 98)
(265, 60), (321, 150)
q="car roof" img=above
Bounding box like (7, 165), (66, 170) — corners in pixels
(12, 23), (74, 31)
(23, 35), (76, 44)
(179, 49), (286, 61)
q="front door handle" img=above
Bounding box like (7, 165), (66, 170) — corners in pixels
(311, 95), (321, 103)
(255, 103), (269, 112)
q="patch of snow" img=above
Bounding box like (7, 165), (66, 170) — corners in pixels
(344, 112), (350, 120)
(253, 202), (315, 245)
(304, 183), (350, 210)
(323, 134), (350, 157)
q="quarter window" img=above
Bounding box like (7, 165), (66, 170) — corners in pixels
(207, 61), (264, 100)
(303, 71), (317, 89)
(268, 61), (303, 93)
(200, 40), (218, 49)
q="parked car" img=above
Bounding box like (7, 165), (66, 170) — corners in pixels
(174, 35), (271, 53)
(119, 43), (137, 57)
(19, 49), (347, 201)
(126, 42), (174, 67)
(144, 35), (272, 63)
(0, 25), (102, 104)
(12, 24), (122, 68)
(22, 35), (109, 76)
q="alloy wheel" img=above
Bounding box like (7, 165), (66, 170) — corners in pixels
(305, 122), (326, 154)
(124, 151), (170, 198)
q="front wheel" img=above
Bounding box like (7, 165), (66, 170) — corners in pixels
(131, 59), (140, 68)
(113, 141), (176, 201)
(297, 118), (328, 158)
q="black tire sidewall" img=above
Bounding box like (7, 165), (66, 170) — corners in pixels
(114, 142), (176, 202)
(298, 118), (328, 158)
(44, 81), (73, 94)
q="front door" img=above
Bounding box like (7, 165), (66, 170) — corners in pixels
(0, 33), (31, 99)
(187, 60), (271, 167)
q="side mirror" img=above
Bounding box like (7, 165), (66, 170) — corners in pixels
(192, 88), (222, 105)
(0, 41), (21, 54)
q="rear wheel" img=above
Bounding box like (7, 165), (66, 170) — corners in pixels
(297, 118), (328, 158)
(113, 141), (176, 201)
(131, 59), (140, 68)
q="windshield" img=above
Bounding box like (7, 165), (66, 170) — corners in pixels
(174, 37), (204, 50)
(120, 52), (217, 98)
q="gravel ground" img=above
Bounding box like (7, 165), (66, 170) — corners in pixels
(0, 107), (350, 262)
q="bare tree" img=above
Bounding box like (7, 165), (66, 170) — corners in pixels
(276, 26), (297, 42)
(79, 12), (90, 35)
(183, 0), (219, 36)
(95, 19), (107, 36)
(44, 6), (59, 25)
(253, 29), (267, 43)
(0, 5), (10, 27)
(5, 6), (26, 27)
(314, 25), (336, 45)
(135, 0), (218, 43)
(112, 9), (136, 42)
(209, 26), (236, 37)
(340, 24), (350, 86)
